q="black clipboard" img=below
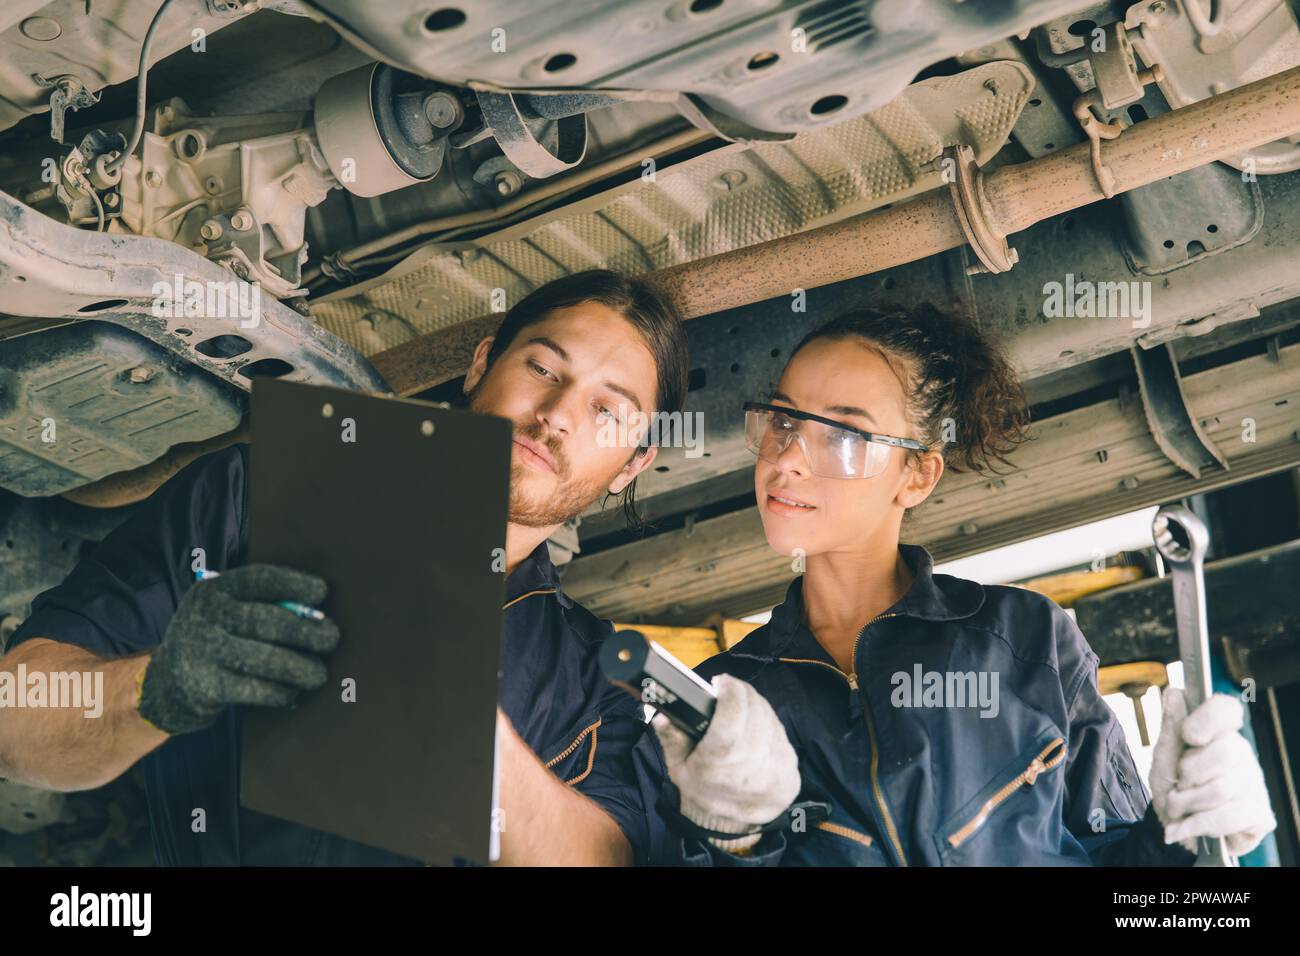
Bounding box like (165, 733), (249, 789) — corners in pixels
(240, 378), (512, 864)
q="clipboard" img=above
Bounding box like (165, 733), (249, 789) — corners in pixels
(240, 378), (512, 864)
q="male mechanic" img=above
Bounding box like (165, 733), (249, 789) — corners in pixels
(0, 269), (684, 866)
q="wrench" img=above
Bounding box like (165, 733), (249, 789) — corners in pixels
(1151, 505), (1235, 867)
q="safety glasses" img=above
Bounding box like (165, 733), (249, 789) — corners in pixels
(743, 401), (928, 479)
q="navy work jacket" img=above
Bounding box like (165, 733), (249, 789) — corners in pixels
(9, 445), (673, 865)
(680, 544), (1197, 867)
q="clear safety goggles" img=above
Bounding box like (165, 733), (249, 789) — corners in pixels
(743, 401), (928, 479)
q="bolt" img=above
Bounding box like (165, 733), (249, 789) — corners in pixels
(493, 171), (522, 197)
(1121, 475), (1140, 490)
(200, 219), (223, 240)
(230, 209), (254, 231)
(960, 522), (979, 535)
(423, 91), (461, 129)
(145, 170), (162, 188)
(204, 176), (222, 195)
(103, 192), (120, 208)
(128, 366), (153, 384)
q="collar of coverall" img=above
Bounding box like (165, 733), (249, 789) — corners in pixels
(504, 540), (575, 609)
(740, 543), (987, 664)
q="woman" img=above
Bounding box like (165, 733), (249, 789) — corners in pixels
(653, 305), (1276, 866)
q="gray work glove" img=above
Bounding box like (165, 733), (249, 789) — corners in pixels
(137, 564), (340, 735)
(652, 673), (801, 852)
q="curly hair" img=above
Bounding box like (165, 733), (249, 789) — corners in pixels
(789, 305), (1030, 474)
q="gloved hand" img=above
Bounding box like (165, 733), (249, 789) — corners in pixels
(652, 673), (801, 852)
(138, 564), (340, 735)
(1149, 687), (1276, 857)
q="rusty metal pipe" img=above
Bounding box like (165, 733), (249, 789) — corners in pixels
(655, 61), (1300, 321)
(372, 63), (1300, 395)
(985, 61), (1300, 232)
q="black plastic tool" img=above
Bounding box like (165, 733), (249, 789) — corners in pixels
(600, 629), (717, 741)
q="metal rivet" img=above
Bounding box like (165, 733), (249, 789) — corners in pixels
(420, 420), (434, 436)
(321, 403), (334, 418)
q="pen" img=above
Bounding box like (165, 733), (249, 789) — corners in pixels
(193, 568), (328, 621)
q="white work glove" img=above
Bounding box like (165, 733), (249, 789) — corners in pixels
(652, 673), (801, 852)
(1149, 687), (1276, 857)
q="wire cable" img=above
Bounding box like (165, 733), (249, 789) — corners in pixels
(105, 0), (184, 174)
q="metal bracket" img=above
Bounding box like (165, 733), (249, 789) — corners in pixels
(1073, 64), (1163, 199)
(34, 74), (100, 144)
(473, 90), (588, 179)
(1131, 342), (1228, 479)
(943, 144), (1018, 275)
(1088, 22), (1144, 110)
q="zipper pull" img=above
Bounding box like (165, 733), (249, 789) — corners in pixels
(848, 673), (859, 691)
(1024, 757), (1045, 785)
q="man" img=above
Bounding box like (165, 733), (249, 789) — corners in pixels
(0, 269), (686, 866)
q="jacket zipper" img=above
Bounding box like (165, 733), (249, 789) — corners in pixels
(946, 737), (1067, 849)
(817, 820), (873, 848)
(543, 718), (601, 785)
(854, 613), (907, 866)
(504, 585), (603, 785)
(780, 610), (908, 866)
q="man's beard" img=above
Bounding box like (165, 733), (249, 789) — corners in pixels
(468, 379), (620, 528)
(507, 458), (608, 527)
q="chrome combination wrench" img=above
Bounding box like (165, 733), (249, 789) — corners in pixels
(1152, 504), (1234, 867)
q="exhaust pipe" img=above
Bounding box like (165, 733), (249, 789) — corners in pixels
(372, 61), (1300, 395)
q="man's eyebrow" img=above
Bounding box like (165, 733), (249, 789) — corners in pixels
(527, 336), (569, 363)
(603, 382), (643, 413)
(772, 391), (798, 406)
(527, 336), (644, 412)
